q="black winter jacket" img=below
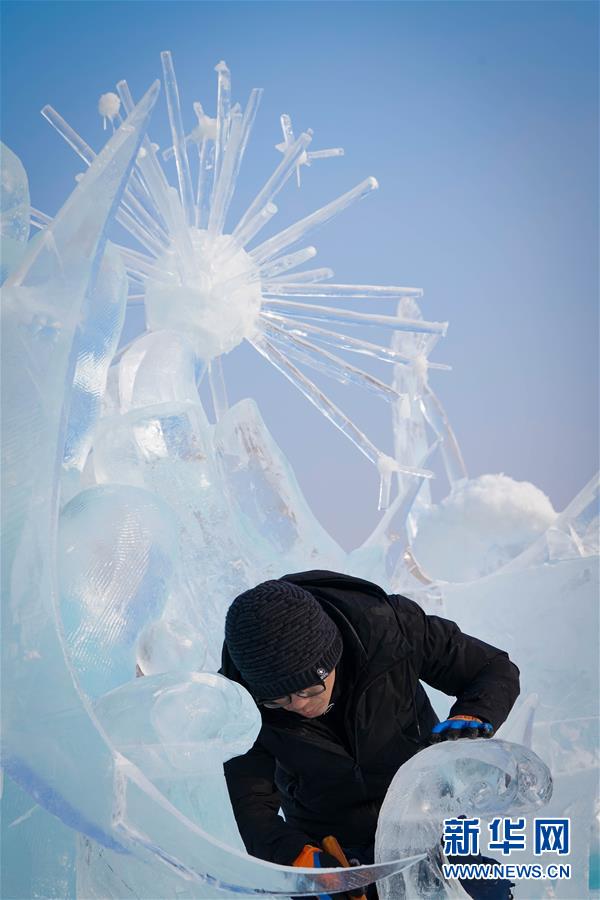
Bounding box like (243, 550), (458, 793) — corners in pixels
(221, 570), (520, 866)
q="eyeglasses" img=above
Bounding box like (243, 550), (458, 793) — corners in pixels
(259, 680), (328, 710)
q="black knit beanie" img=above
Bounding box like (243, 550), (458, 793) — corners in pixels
(225, 580), (343, 699)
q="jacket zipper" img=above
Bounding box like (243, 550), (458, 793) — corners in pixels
(349, 667), (396, 765)
(348, 661), (427, 764)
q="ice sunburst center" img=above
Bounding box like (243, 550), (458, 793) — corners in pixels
(144, 228), (262, 360)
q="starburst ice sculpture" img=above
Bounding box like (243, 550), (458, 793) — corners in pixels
(36, 51), (456, 509)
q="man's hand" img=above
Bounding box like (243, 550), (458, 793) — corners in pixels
(431, 715), (494, 742)
(293, 844), (342, 870)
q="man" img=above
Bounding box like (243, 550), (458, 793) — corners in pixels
(221, 570), (520, 898)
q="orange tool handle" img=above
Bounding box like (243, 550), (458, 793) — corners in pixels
(321, 836), (367, 900)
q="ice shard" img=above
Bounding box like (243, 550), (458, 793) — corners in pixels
(250, 177), (379, 264)
(62, 242), (128, 500)
(161, 51), (196, 228)
(233, 131), (312, 238)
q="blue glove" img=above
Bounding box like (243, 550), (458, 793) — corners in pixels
(431, 715), (494, 742)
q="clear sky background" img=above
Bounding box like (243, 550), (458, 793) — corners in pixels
(1, 1), (598, 550)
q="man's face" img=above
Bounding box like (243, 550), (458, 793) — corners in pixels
(272, 669), (336, 718)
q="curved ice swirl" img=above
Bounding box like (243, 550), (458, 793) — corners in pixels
(375, 739), (552, 899)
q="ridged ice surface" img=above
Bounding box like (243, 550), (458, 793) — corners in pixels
(1, 52), (598, 900)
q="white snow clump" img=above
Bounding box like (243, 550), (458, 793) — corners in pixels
(411, 473), (557, 583)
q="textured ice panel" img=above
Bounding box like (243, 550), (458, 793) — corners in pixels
(375, 739), (552, 900)
(214, 397), (346, 575)
(58, 484), (179, 698)
(1, 82), (160, 851)
(93, 400), (214, 489)
(92, 401), (252, 669)
(62, 242), (128, 491)
(0, 142), (30, 283)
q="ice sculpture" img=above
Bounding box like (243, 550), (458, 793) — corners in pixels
(375, 739), (553, 899)
(2, 49), (598, 900)
(0, 59), (426, 900)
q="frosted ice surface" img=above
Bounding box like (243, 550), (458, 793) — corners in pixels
(435, 557), (598, 745)
(0, 142), (30, 283)
(2, 51), (598, 900)
(375, 739), (552, 899)
(98, 92), (121, 130)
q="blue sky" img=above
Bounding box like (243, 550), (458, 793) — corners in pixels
(2, 1), (597, 548)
